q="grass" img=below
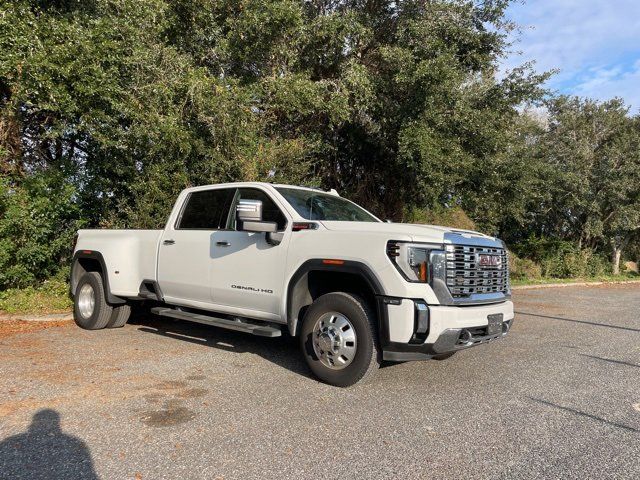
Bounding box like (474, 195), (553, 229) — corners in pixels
(511, 272), (640, 286)
(0, 279), (72, 315)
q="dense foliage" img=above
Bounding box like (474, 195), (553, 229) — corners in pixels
(0, 0), (639, 289)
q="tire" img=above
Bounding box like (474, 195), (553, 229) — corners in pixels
(432, 352), (456, 361)
(73, 272), (113, 330)
(107, 304), (131, 328)
(300, 292), (381, 387)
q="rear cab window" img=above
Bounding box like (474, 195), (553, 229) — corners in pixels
(177, 188), (236, 230)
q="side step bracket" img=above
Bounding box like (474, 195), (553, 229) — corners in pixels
(150, 307), (282, 337)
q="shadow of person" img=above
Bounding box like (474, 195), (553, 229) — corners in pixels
(0, 409), (98, 480)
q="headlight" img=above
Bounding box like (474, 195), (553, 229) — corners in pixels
(387, 241), (443, 283)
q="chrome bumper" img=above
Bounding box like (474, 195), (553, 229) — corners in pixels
(382, 318), (513, 362)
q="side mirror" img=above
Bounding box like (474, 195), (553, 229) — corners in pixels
(236, 199), (277, 233)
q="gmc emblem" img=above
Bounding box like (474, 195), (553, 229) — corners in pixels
(478, 254), (501, 268)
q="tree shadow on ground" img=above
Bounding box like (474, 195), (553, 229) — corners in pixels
(0, 409), (98, 480)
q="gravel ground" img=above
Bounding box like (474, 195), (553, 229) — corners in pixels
(0, 284), (639, 480)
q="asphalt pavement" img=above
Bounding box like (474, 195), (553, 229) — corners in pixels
(0, 284), (639, 479)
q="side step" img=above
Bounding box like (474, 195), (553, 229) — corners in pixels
(150, 307), (282, 337)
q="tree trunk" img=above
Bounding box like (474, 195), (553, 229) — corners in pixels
(612, 246), (622, 275)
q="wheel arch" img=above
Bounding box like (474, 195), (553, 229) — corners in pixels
(286, 260), (385, 337)
(71, 251), (126, 305)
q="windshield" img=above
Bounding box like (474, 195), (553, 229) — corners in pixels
(276, 187), (379, 222)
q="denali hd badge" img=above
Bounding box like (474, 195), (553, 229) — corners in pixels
(477, 254), (502, 268)
(231, 284), (274, 294)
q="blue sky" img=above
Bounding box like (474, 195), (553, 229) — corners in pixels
(502, 0), (640, 112)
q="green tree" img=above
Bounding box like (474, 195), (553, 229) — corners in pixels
(161, 0), (548, 218)
(0, 0), (549, 288)
(535, 97), (640, 274)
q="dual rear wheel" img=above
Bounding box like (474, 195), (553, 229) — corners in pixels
(73, 272), (131, 330)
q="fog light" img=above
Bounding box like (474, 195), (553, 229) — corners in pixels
(459, 329), (473, 345)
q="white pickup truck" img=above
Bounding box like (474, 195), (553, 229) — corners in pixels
(72, 182), (514, 386)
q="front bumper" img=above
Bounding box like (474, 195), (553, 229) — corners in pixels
(378, 298), (514, 361)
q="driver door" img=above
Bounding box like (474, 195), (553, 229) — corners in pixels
(209, 187), (290, 318)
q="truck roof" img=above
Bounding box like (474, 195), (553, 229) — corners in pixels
(182, 182), (339, 196)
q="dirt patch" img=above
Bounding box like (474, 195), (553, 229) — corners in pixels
(177, 387), (209, 399)
(155, 380), (189, 390)
(140, 399), (196, 427)
(0, 319), (73, 339)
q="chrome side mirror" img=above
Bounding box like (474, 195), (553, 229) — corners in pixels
(236, 199), (277, 233)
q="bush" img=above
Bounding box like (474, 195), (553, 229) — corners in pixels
(0, 175), (84, 289)
(509, 253), (542, 281)
(545, 249), (610, 278)
(512, 238), (611, 279)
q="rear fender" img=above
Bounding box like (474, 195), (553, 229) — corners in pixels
(71, 251), (127, 305)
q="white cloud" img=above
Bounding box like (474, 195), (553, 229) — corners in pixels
(572, 61), (640, 113)
(502, 0), (640, 111)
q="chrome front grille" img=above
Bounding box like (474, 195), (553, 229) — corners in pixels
(445, 244), (509, 297)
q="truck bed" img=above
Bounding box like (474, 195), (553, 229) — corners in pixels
(74, 229), (163, 298)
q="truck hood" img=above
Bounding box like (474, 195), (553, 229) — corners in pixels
(320, 221), (499, 245)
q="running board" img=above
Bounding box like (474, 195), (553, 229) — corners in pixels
(150, 307), (282, 337)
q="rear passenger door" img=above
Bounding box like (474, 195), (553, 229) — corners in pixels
(157, 188), (235, 307)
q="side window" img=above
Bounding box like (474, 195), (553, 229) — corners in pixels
(228, 188), (287, 231)
(177, 189), (235, 230)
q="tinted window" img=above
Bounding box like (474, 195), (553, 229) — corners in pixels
(178, 189), (235, 229)
(275, 187), (379, 222)
(228, 188), (287, 231)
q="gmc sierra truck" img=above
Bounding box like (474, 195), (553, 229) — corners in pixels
(71, 182), (514, 386)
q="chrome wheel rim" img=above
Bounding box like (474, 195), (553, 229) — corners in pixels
(78, 284), (95, 319)
(312, 312), (357, 370)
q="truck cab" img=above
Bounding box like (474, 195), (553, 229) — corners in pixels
(71, 182), (514, 386)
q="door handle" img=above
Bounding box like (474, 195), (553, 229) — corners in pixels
(216, 241), (231, 247)
(163, 239), (175, 245)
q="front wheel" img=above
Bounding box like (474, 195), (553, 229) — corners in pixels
(300, 292), (381, 387)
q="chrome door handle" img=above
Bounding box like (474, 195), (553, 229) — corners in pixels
(163, 239), (175, 245)
(216, 241), (230, 247)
